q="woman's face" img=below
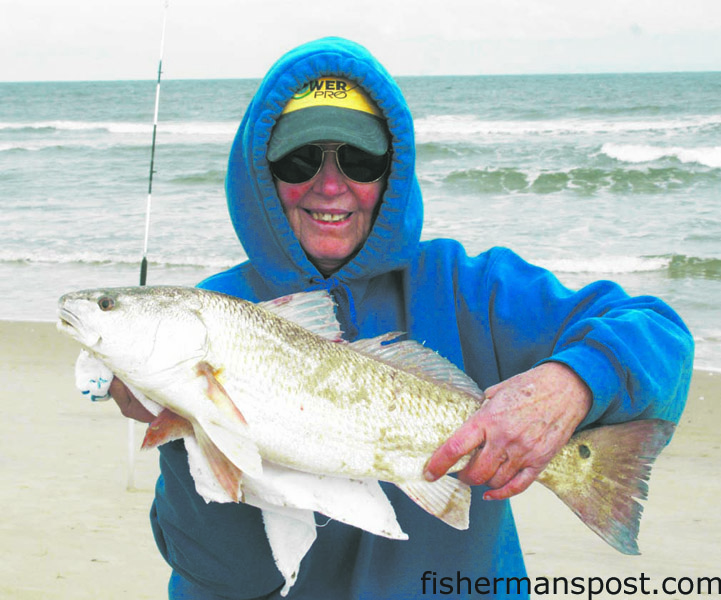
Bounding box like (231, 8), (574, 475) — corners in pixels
(275, 143), (386, 275)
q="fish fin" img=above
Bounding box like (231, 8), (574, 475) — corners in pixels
(183, 434), (237, 503)
(194, 360), (263, 478)
(396, 476), (471, 530)
(195, 417), (263, 479)
(194, 426), (244, 502)
(311, 477), (407, 540)
(196, 361), (247, 425)
(141, 409), (194, 449)
(261, 508), (317, 597)
(258, 291), (343, 342)
(243, 465), (407, 540)
(350, 336), (485, 400)
(537, 418), (675, 555)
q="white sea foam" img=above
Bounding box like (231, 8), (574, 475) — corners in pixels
(159, 121), (237, 137)
(0, 140), (117, 152)
(9, 114), (711, 141)
(0, 247), (236, 269)
(601, 143), (721, 168)
(0, 120), (237, 152)
(414, 114), (721, 144)
(0, 120), (143, 133)
(539, 255), (671, 275)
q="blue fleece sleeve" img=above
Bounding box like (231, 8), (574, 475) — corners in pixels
(480, 247), (694, 428)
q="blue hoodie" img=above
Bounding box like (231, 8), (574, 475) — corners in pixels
(149, 38), (694, 599)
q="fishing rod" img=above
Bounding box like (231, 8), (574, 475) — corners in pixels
(140, 0), (170, 286)
(128, 0), (170, 491)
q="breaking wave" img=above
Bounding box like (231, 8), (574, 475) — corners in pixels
(0, 248), (238, 270)
(542, 254), (721, 280)
(0, 120), (236, 135)
(601, 143), (721, 169)
(436, 165), (719, 195)
(414, 114), (721, 144)
(542, 256), (671, 275)
(170, 169), (227, 185)
(0, 120), (237, 153)
(3, 249), (717, 280)
(667, 254), (721, 280)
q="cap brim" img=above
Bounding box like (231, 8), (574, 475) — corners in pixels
(267, 106), (389, 162)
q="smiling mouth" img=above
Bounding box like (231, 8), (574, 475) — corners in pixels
(307, 211), (351, 223)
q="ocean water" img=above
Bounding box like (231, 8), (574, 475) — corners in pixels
(1, 73), (720, 370)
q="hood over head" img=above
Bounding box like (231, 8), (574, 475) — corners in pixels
(225, 37), (423, 296)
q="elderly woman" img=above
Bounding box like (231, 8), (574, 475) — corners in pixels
(103, 37), (693, 599)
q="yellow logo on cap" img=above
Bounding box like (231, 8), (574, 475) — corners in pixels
(282, 77), (383, 117)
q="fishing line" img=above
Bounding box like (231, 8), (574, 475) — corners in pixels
(139, 0), (170, 286)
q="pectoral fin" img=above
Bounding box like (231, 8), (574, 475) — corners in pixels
(194, 360), (263, 480)
(396, 476), (471, 530)
(196, 361), (247, 425)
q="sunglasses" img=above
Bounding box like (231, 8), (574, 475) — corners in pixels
(269, 143), (390, 185)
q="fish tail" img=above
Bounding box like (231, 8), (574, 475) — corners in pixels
(537, 418), (675, 555)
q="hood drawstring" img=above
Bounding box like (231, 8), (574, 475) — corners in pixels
(309, 276), (359, 340)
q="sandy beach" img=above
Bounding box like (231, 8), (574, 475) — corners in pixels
(1, 320), (718, 599)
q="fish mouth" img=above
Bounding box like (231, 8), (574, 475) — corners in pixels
(57, 307), (80, 333)
(57, 306), (100, 348)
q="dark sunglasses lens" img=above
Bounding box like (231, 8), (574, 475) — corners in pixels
(270, 145), (323, 184)
(338, 145), (389, 183)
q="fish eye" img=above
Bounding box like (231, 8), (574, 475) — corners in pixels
(97, 295), (116, 311)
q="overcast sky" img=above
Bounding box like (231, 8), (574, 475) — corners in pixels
(2, 0), (720, 81)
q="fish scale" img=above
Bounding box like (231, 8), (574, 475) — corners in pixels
(185, 292), (471, 477)
(218, 313), (477, 479)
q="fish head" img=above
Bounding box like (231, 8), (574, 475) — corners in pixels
(57, 286), (209, 384)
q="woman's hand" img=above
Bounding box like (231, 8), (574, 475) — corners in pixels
(423, 362), (592, 500)
(109, 377), (155, 423)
